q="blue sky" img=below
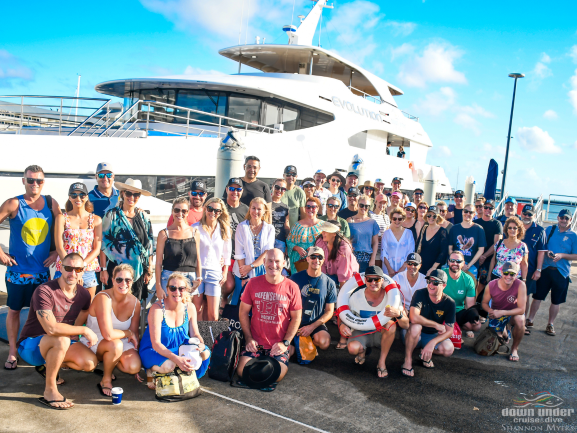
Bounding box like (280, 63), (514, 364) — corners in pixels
(2, 0), (576, 199)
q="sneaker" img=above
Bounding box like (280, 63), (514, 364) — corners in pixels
(545, 324), (556, 336)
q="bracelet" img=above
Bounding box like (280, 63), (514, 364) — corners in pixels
(101, 267), (107, 271)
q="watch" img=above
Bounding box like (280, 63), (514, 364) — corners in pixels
(282, 339), (290, 347)
(396, 312), (404, 320)
(536, 268), (542, 272)
(250, 263), (255, 269)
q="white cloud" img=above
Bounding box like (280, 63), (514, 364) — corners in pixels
(543, 109), (558, 120)
(516, 126), (562, 154)
(0, 49), (34, 88)
(418, 86), (457, 116)
(569, 69), (577, 114)
(540, 53), (551, 64)
(454, 112), (481, 136)
(568, 45), (577, 63)
(430, 145), (452, 158)
(397, 42), (467, 88)
(533, 62), (552, 80)
(460, 103), (494, 118)
(385, 21), (417, 36)
(390, 43), (414, 61)
(183, 66), (225, 75)
(326, 1), (383, 46)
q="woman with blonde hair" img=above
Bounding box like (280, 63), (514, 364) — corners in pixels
(54, 182), (102, 298)
(140, 272), (210, 390)
(347, 195), (380, 273)
(381, 207), (415, 276)
(488, 217), (528, 281)
(155, 197), (202, 301)
(286, 196), (324, 274)
(192, 197), (231, 320)
(80, 264), (142, 396)
(230, 197), (275, 305)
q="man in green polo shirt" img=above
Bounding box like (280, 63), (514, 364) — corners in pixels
(281, 165), (306, 229)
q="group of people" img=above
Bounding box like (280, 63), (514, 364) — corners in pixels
(1, 158), (575, 404)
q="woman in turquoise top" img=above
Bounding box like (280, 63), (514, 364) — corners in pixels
(286, 197), (324, 274)
(140, 273), (210, 390)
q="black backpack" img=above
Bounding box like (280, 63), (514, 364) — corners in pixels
(208, 330), (242, 383)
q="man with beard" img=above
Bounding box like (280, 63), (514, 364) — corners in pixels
(168, 180), (207, 226)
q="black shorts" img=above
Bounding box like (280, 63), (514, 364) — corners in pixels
(456, 306), (480, 328)
(309, 323), (329, 337)
(534, 267), (569, 305)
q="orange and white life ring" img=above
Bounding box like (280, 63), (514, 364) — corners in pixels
(335, 272), (402, 331)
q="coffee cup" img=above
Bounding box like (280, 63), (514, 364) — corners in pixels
(111, 387), (123, 405)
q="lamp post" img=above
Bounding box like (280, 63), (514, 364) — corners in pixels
(500, 73), (525, 199)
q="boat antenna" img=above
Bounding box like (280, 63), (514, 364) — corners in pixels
(291, 0), (296, 26)
(74, 74), (81, 119)
(245, 0), (251, 45)
(238, 0), (245, 45)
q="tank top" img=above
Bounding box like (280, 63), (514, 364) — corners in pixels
(162, 228), (198, 272)
(488, 278), (520, 311)
(84, 292), (137, 344)
(9, 195), (53, 274)
(55, 212), (100, 272)
(139, 300), (190, 356)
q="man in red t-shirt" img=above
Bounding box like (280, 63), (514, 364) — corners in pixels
(237, 249), (302, 383)
(17, 253), (98, 410)
(166, 180), (207, 226)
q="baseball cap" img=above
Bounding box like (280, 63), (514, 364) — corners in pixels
(348, 187), (360, 196)
(307, 246), (325, 258)
(226, 177), (243, 188)
(284, 165), (297, 175)
(559, 209), (572, 218)
(191, 180), (207, 192)
(364, 266), (385, 278)
(375, 178), (385, 184)
(485, 199), (496, 207)
(301, 178), (315, 187)
(346, 171), (359, 178)
(314, 169), (327, 177)
(96, 162), (113, 173)
(426, 269), (448, 284)
(391, 191), (403, 199)
(69, 182), (88, 195)
(375, 193), (387, 203)
(502, 261), (520, 274)
(413, 188), (424, 194)
(522, 204), (535, 215)
(505, 197), (517, 204)
(405, 252), (422, 264)
(454, 190), (465, 196)
(405, 202), (416, 209)
(428, 205), (439, 215)
(392, 177), (402, 183)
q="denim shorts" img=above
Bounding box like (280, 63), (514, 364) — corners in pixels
(159, 269), (198, 296)
(274, 239), (286, 253)
(401, 329), (450, 350)
(197, 269), (223, 297)
(54, 270), (98, 289)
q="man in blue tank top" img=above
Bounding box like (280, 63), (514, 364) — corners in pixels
(0, 165), (61, 370)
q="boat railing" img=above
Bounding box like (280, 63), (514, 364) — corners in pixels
(379, 98), (419, 122)
(533, 194), (545, 225)
(494, 192), (508, 217)
(546, 194), (577, 230)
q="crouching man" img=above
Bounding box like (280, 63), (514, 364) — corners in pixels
(482, 261), (527, 362)
(17, 253), (98, 409)
(339, 266), (409, 378)
(402, 269), (455, 377)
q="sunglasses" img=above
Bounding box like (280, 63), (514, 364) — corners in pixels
(503, 271), (517, 277)
(475, 205), (483, 208)
(418, 206), (428, 210)
(358, 203), (370, 209)
(508, 226), (519, 230)
(348, 195), (358, 199)
(303, 184), (314, 189)
(168, 284), (187, 293)
(330, 178), (341, 183)
(124, 191), (141, 198)
(115, 277), (133, 284)
(173, 208), (189, 214)
(559, 216), (570, 221)
(463, 209), (474, 214)
(428, 281), (443, 287)
(439, 209), (447, 213)
(285, 173), (296, 177)
(191, 191), (206, 197)
(522, 212), (534, 217)
(392, 217), (404, 222)
(69, 193), (87, 199)
(327, 204), (339, 209)
(26, 178), (44, 185)
(97, 173), (113, 179)
(207, 206), (222, 214)
(484, 206), (495, 210)
(366, 277), (382, 283)
(426, 214), (436, 219)
(405, 208), (415, 213)
(63, 265), (85, 273)
(454, 195), (464, 199)
(364, 187), (374, 192)
(228, 187), (242, 192)
(414, 192), (423, 196)
(448, 258), (463, 263)
(406, 262), (419, 267)
(308, 254), (323, 261)
(274, 185), (287, 192)
(305, 204), (318, 210)
(393, 182), (401, 185)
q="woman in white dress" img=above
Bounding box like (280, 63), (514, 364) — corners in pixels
(381, 207), (415, 277)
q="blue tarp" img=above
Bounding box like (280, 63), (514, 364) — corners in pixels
(484, 159), (499, 200)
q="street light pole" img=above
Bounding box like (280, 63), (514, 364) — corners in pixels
(501, 73), (525, 199)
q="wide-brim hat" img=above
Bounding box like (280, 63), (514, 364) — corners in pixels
(115, 178), (152, 196)
(328, 172), (346, 185)
(318, 220), (340, 234)
(242, 356), (282, 389)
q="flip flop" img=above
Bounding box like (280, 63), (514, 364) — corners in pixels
(335, 342), (348, 350)
(235, 380), (251, 389)
(97, 383), (113, 397)
(509, 354), (520, 362)
(524, 328), (531, 335)
(35, 365), (64, 385)
(377, 367), (388, 378)
(259, 382), (278, 392)
(401, 367), (414, 377)
(354, 351), (366, 365)
(422, 359), (435, 369)
(37, 397), (73, 410)
(93, 369), (116, 381)
(4, 357), (18, 370)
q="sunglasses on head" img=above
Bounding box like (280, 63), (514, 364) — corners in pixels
(463, 209), (474, 214)
(228, 187), (242, 192)
(308, 254), (323, 261)
(124, 191), (141, 198)
(97, 173), (113, 179)
(63, 265), (85, 273)
(484, 206), (494, 210)
(358, 203), (370, 209)
(448, 258), (463, 263)
(274, 184), (287, 192)
(115, 277), (133, 284)
(366, 277), (382, 283)
(392, 216), (404, 221)
(173, 207), (189, 214)
(207, 206), (222, 214)
(305, 204), (318, 210)
(26, 178), (44, 185)
(168, 284), (187, 293)
(330, 178), (341, 183)
(327, 203), (339, 209)
(191, 191), (206, 197)
(503, 271), (516, 277)
(406, 262), (419, 267)
(69, 192), (87, 199)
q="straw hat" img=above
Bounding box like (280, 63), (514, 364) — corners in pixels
(362, 180), (375, 188)
(114, 178), (152, 196)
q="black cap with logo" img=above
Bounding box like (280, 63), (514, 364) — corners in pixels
(426, 269), (448, 284)
(405, 252), (422, 264)
(522, 204), (535, 215)
(69, 182), (88, 195)
(227, 177), (243, 188)
(347, 187), (360, 196)
(284, 165), (297, 175)
(191, 180), (206, 192)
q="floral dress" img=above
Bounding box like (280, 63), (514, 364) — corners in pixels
(55, 212), (100, 272)
(492, 240), (528, 278)
(286, 221), (323, 274)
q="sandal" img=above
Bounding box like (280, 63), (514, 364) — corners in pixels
(422, 359), (435, 369)
(93, 369), (116, 381)
(4, 357), (18, 370)
(524, 328), (531, 335)
(525, 319), (534, 328)
(509, 354), (519, 362)
(37, 397), (73, 410)
(335, 342), (348, 350)
(97, 383), (112, 397)
(146, 371), (156, 390)
(465, 331), (475, 339)
(401, 367), (414, 377)
(259, 382), (278, 392)
(545, 324), (555, 336)
(355, 351), (366, 365)
(377, 367), (388, 378)
(35, 365), (65, 385)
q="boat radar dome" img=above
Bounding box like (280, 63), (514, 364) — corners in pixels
(283, 25), (297, 33)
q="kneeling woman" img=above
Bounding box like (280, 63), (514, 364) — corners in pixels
(139, 273), (210, 389)
(80, 264), (142, 396)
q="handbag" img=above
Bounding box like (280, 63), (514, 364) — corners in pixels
(450, 322), (462, 349)
(154, 368), (201, 402)
(294, 335), (318, 365)
(294, 258), (309, 273)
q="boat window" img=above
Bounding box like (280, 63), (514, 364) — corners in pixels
(282, 107), (298, 131)
(228, 96), (261, 128)
(140, 90), (176, 123)
(263, 102), (280, 127)
(175, 90), (226, 124)
(300, 108), (333, 129)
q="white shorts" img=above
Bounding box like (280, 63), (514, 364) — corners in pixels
(197, 268), (223, 297)
(80, 336), (136, 354)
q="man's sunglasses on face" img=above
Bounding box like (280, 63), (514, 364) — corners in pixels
(228, 187), (242, 192)
(26, 178), (44, 185)
(484, 206), (494, 210)
(428, 280), (443, 287)
(406, 262), (418, 267)
(305, 204), (318, 210)
(366, 277), (382, 283)
(63, 265), (85, 273)
(463, 209), (474, 214)
(308, 254), (323, 261)
(330, 178), (341, 184)
(454, 195), (464, 199)
(559, 216), (570, 221)
(191, 191), (206, 197)
(475, 205), (483, 208)
(98, 173), (113, 179)
(503, 271), (516, 277)
(448, 258), (463, 263)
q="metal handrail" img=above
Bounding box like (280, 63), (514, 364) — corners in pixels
(99, 100), (142, 137)
(68, 100), (111, 136)
(533, 194), (545, 225)
(0, 95), (110, 101)
(546, 194), (577, 227)
(494, 192), (508, 217)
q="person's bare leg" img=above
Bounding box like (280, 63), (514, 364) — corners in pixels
(528, 299), (542, 322)
(433, 339), (455, 358)
(525, 295), (532, 316)
(312, 331), (331, 351)
(192, 294), (204, 316)
(402, 324), (421, 376)
(276, 363), (289, 382)
(236, 355), (252, 378)
(510, 315), (524, 360)
(62, 341), (98, 372)
(117, 349), (142, 375)
(38, 336), (74, 409)
(5, 309), (20, 368)
(347, 340), (365, 364)
(206, 295), (219, 321)
(147, 359), (176, 390)
(548, 304), (560, 326)
(86, 286), (97, 300)
(96, 340), (123, 396)
(221, 271), (235, 308)
(377, 326), (395, 377)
